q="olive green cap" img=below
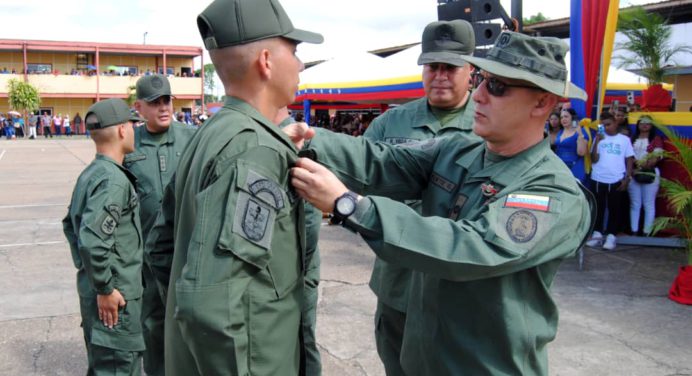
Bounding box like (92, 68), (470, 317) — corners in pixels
(461, 31), (587, 100)
(417, 20), (475, 67)
(197, 0), (323, 50)
(136, 74), (172, 102)
(85, 99), (143, 130)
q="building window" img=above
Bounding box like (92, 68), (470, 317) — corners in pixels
(27, 63), (53, 74)
(157, 66), (174, 75)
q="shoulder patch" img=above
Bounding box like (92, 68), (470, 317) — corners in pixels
(504, 194), (550, 212)
(505, 210), (538, 243)
(101, 214), (117, 235)
(233, 192), (277, 249)
(107, 204), (121, 222)
(246, 170), (285, 210)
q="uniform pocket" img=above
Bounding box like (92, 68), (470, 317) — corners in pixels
(173, 280), (245, 374)
(90, 298), (145, 352)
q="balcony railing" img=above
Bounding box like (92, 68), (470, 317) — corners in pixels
(0, 74), (201, 97)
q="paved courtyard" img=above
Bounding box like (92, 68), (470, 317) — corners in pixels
(0, 138), (690, 375)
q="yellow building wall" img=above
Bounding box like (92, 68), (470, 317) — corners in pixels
(671, 74), (692, 112)
(0, 51), (24, 73)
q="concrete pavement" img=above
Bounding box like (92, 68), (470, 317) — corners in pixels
(0, 138), (690, 375)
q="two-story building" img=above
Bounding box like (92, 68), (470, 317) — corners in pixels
(0, 38), (203, 124)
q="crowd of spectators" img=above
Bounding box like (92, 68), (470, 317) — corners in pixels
(546, 101), (667, 250)
(308, 111), (376, 136)
(2, 66), (199, 78)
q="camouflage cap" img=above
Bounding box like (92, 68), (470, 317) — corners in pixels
(461, 31), (587, 100)
(417, 20), (475, 67)
(136, 74), (172, 102)
(85, 99), (143, 130)
(197, 0), (323, 50)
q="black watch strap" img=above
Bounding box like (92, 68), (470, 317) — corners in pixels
(329, 191), (358, 225)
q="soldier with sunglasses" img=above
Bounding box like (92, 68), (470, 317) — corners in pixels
(286, 32), (594, 375)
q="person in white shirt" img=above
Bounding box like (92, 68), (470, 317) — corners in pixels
(587, 112), (635, 250)
(628, 116), (663, 235)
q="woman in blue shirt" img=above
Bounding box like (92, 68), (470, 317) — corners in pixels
(555, 108), (589, 183)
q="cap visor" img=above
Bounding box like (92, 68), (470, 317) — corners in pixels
(462, 55), (587, 100)
(129, 115), (145, 123)
(418, 52), (469, 67)
(284, 28), (324, 44)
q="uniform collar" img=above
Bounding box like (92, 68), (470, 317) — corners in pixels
(455, 137), (551, 187)
(138, 122), (180, 146)
(411, 96), (475, 133)
(95, 153), (138, 184)
(224, 97), (298, 153)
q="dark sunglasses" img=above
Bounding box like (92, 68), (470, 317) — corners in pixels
(471, 71), (541, 97)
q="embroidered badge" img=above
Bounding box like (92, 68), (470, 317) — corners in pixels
(448, 194), (467, 219)
(481, 182), (498, 197)
(159, 155), (167, 172)
(249, 179), (285, 210)
(504, 194), (550, 212)
(101, 215), (117, 235)
(242, 198), (271, 241)
(384, 137), (417, 145)
(431, 173), (456, 193)
(505, 210), (538, 243)
(107, 204), (121, 222)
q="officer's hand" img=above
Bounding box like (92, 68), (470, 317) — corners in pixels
(97, 289), (126, 329)
(291, 158), (350, 212)
(282, 122), (315, 149)
(617, 178), (630, 191)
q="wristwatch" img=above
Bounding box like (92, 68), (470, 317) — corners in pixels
(329, 191), (358, 225)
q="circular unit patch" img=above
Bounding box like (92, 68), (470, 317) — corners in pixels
(505, 210), (537, 243)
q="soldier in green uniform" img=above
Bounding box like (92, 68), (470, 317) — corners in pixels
(363, 19), (480, 375)
(123, 74), (197, 376)
(145, 0), (323, 375)
(275, 107), (323, 376)
(62, 98), (146, 375)
(288, 32), (594, 375)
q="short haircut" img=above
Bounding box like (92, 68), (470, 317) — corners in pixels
(600, 112), (615, 122)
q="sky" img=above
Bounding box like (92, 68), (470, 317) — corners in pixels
(0, 0), (663, 64)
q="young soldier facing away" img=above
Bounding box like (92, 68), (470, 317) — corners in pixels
(63, 98), (146, 375)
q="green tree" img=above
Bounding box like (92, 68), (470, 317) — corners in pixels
(7, 78), (41, 134)
(650, 123), (692, 264)
(523, 12), (548, 26)
(195, 63), (216, 96)
(614, 6), (691, 85)
(126, 85), (137, 106)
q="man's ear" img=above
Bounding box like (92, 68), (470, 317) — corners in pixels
(533, 92), (558, 118)
(134, 100), (142, 113)
(257, 48), (272, 80)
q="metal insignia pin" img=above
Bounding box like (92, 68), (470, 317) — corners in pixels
(481, 182), (498, 197)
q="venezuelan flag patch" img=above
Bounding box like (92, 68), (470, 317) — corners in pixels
(503, 194), (550, 212)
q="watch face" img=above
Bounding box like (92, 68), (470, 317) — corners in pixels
(336, 195), (356, 216)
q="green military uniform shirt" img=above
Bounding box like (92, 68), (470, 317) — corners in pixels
(123, 121), (196, 376)
(62, 154), (145, 350)
(364, 96), (478, 312)
(124, 122), (196, 240)
(148, 97), (306, 376)
(307, 131), (591, 375)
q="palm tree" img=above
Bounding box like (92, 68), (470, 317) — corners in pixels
(613, 6), (691, 85)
